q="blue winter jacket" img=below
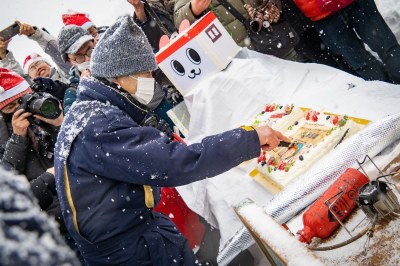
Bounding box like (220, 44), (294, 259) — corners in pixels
(54, 77), (261, 265)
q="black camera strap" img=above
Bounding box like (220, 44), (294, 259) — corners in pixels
(143, 1), (173, 37)
(216, 0), (253, 32)
(27, 123), (56, 160)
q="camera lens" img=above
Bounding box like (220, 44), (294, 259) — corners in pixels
(30, 98), (61, 119)
(40, 99), (58, 118)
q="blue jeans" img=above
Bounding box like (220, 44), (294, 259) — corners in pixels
(314, 0), (400, 83)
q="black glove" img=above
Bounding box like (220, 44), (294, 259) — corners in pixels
(32, 77), (68, 102)
(165, 85), (183, 106)
(30, 172), (56, 210)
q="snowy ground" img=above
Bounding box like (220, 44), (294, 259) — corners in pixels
(0, 0), (399, 265)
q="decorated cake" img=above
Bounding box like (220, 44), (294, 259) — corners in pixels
(249, 103), (364, 189)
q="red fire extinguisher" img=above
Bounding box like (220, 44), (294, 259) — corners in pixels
(297, 168), (369, 244)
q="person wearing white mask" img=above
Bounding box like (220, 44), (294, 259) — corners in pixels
(57, 25), (94, 80)
(54, 15), (289, 265)
(57, 23), (173, 119)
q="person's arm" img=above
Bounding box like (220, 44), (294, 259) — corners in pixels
(0, 110), (32, 173)
(80, 112), (287, 187)
(1, 133), (30, 173)
(0, 37), (25, 76)
(174, 0), (211, 28)
(18, 21), (71, 76)
(128, 0), (147, 22)
(30, 171), (56, 210)
(129, 0), (173, 51)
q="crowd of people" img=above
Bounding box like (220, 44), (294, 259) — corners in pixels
(0, 0), (399, 265)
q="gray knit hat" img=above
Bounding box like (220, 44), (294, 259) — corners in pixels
(90, 15), (157, 78)
(57, 25), (94, 61)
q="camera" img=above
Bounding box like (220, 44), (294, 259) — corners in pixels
(19, 92), (62, 119)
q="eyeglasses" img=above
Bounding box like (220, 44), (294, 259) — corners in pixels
(70, 47), (94, 64)
(28, 61), (46, 75)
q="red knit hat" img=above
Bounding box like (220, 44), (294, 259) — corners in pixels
(0, 68), (32, 110)
(62, 11), (95, 30)
(22, 53), (51, 74)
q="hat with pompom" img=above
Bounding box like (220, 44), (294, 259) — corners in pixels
(62, 11), (95, 30)
(90, 15), (157, 78)
(0, 68), (32, 110)
(22, 53), (51, 74)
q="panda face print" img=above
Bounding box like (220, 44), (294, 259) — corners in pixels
(170, 48), (202, 79)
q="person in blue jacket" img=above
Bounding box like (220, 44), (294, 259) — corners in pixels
(54, 15), (288, 266)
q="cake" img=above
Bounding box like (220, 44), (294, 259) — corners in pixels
(249, 103), (364, 188)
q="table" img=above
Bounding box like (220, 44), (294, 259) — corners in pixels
(176, 48), (400, 264)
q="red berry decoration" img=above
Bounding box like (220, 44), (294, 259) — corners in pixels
(278, 162), (287, 170)
(332, 116), (339, 125)
(311, 114), (318, 122)
(257, 152), (266, 163)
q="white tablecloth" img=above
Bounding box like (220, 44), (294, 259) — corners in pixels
(176, 48), (400, 252)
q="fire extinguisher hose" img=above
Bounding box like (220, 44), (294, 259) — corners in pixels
(309, 225), (374, 251)
(309, 215), (378, 251)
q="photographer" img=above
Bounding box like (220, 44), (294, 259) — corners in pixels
(0, 21), (70, 83)
(0, 68), (66, 233)
(31, 76), (77, 114)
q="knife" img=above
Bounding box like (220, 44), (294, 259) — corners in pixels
(278, 141), (292, 147)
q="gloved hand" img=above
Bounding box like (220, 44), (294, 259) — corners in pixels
(32, 77), (68, 102)
(165, 85), (183, 106)
(68, 65), (80, 86)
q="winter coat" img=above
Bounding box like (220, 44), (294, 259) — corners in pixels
(134, 3), (176, 52)
(0, 27), (70, 83)
(54, 77), (260, 265)
(174, 0), (268, 48)
(0, 114), (66, 233)
(0, 166), (80, 265)
(292, 0), (334, 21)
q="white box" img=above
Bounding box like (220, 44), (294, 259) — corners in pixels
(156, 11), (241, 96)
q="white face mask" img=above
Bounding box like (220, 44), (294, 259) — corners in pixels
(130, 76), (155, 105)
(76, 61), (91, 72)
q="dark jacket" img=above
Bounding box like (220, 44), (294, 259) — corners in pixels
(54, 77), (260, 265)
(134, 3), (176, 52)
(0, 166), (80, 265)
(0, 114), (66, 233)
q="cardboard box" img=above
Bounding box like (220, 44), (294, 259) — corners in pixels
(156, 11), (241, 96)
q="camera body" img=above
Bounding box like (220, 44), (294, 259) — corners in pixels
(19, 92), (61, 119)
